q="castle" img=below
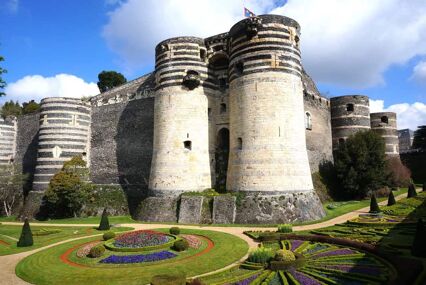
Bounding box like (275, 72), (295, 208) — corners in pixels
(0, 15), (399, 224)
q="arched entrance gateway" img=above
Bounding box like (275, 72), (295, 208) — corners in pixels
(215, 128), (229, 193)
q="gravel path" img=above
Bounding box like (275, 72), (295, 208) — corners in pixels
(0, 191), (412, 284)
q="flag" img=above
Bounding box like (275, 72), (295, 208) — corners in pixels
(244, 7), (255, 18)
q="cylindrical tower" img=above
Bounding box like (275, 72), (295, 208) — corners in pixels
(330, 95), (370, 149)
(227, 15), (325, 223)
(370, 112), (399, 156)
(148, 37), (212, 195)
(32, 97), (91, 191)
(0, 117), (17, 165)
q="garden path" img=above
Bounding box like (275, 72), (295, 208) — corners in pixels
(0, 191), (413, 284)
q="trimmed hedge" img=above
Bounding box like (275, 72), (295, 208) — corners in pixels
(173, 239), (189, 252)
(98, 208), (110, 230)
(89, 244), (105, 258)
(369, 194), (381, 213)
(169, 227), (180, 235)
(387, 191), (396, 206)
(277, 224), (292, 233)
(102, 231), (116, 241)
(407, 184), (417, 198)
(247, 247), (274, 264)
(17, 218), (33, 247)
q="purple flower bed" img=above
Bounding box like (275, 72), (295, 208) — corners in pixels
(99, 251), (177, 264)
(290, 270), (322, 285)
(323, 265), (382, 276)
(113, 230), (172, 249)
(290, 240), (304, 251)
(304, 244), (328, 255)
(312, 248), (356, 259)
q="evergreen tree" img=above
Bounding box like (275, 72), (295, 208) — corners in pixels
(17, 218), (33, 247)
(412, 125), (426, 151)
(97, 71), (127, 93)
(387, 190), (396, 206)
(1, 100), (22, 118)
(98, 208), (110, 230)
(411, 219), (426, 257)
(334, 130), (389, 199)
(407, 183), (417, 198)
(22, 100), (41, 114)
(369, 193), (380, 213)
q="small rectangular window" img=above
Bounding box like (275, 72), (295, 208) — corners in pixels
(220, 103), (227, 114)
(346, 103), (354, 112)
(237, 138), (242, 150)
(184, 140), (192, 150)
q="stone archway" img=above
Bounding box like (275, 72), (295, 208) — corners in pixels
(215, 128), (229, 193)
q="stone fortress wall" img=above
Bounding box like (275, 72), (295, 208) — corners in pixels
(370, 112), (399, 156)
(1, 14), (399, 224)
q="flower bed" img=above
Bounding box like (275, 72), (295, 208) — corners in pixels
(99, 250), (177, 264)
(180, 234), (202, 249)
(76, 241), (102, 258)
(104, 230), (178, 252)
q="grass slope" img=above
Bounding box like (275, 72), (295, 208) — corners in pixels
(16, 229), (249, 285)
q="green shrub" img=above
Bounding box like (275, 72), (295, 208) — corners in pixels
(274, 249), (295, 262)
(387, 190), (396, 206)
(151, 274), (186, 285)
(17, 218), (33, 247)
(277, 224), (292, 233)
(173, 239), (189, 252)
(169, 227), (180, 235)
(89, 244), (105, 258)
(247, 247), (274, 264)
(369, 193), (380, 213)
(408, 183), (417, 198)
(98, 208), (110, 230)
(102, 231), (115, 241)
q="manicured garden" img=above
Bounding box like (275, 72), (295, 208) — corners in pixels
(15, 228), (249, 285)
(0, 223), (132, 255)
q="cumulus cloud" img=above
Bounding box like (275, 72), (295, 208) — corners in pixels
(102, 0), (274, 71)
(103, 0), (426, 87)
(3, 74), (99, 104)
(370, 99), (426, 130)
(411, 60), (426, 85)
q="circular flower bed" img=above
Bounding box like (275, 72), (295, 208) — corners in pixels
(104, 230), (177, 252)
(237, 239), (394, 285)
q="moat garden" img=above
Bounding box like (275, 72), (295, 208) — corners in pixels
(0, 186), (425, 285)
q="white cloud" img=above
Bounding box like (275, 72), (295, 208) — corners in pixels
(271, 0), (426, 87)
(103, 0), (426, 87)
(370, 99), (426, 130)
(3, 74), (99, 104)
(102, 0), (274, 71)
(411, 60), (426, 85)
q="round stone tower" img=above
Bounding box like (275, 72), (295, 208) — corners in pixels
(370, 112), (399, 156)
(0, 117), (17, 165)
(32, 97), (91, 191)
(330, 95), (370, 149)
(226, 15), (325, 223)
(148, 37), (212, 196)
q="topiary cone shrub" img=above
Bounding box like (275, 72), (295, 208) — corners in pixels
(408, 183), (417, 198)
(387, 190), (396, 206)
(369, 193), (380, 213)
(17, 218), (33, 247)
(277, 224), (293, 233)
(411, 219), (426, 257)
(98, 208), (110, 230)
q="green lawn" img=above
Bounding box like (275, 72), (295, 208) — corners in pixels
(16, 228), (249, 285)
(0, 224), (132, 255)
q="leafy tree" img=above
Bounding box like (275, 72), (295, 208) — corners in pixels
(334, 130), (389, 199)
(17, 218), (33, 247)
(22, 100), (40, 114)
(1, 100), (22, 118)
(0, 164), (28, 216)
(0, 55), (6, 97)
(98, 208), (110, 230)
(413, 125), (426, 151)
(44, 155), (92, 218)
(97, 71), (127, 93)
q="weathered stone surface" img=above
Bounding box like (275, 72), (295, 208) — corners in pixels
(178, 196), (204, 224)
(213, 195), (236, 224)
(135, 196), (178, 222)
(235, 191), (325, 224)
(20, 191), (44, 220)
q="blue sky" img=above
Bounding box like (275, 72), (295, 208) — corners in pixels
(0, 0), (425, 129)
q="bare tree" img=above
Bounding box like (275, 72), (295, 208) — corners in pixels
(0, 164), (27, 216)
